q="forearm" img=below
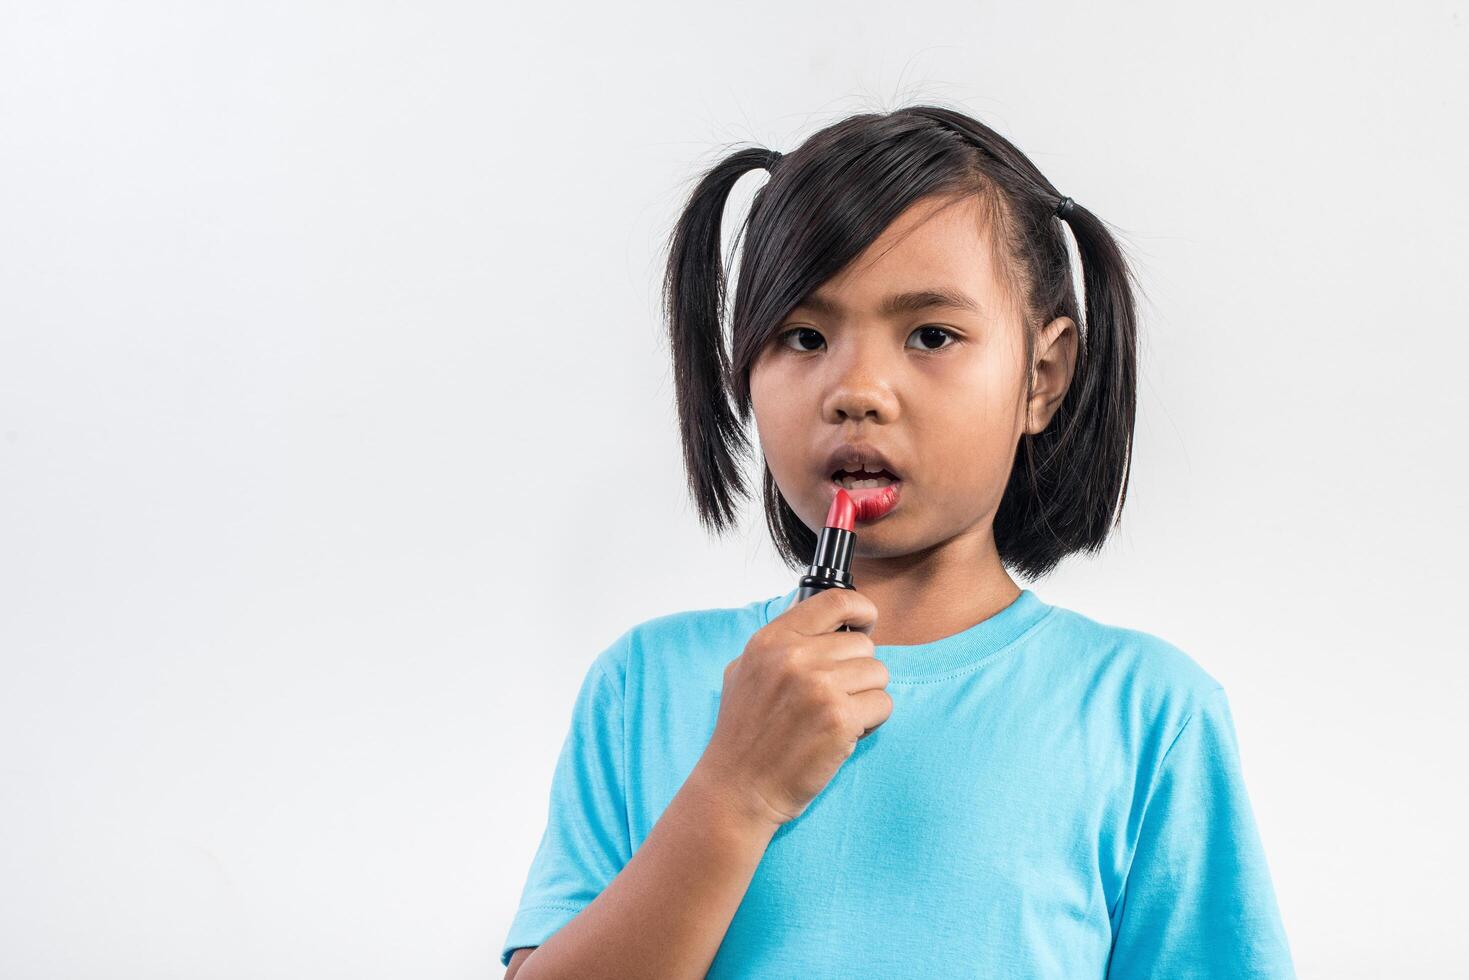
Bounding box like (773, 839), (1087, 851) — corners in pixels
(515, 761), (779, 980)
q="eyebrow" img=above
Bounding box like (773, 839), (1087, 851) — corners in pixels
(794, 287), (985, 319)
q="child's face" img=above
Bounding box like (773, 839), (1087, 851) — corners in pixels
(748, 193), (1076, 555)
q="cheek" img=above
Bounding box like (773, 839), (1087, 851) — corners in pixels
(749, 366), (800, 459)
(748, 352), (784, 413)
(917, 374), (1023, 491)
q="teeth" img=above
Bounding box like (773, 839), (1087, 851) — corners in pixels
(837, 475), (895, 490)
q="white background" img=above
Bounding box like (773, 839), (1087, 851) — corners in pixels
(3, 2), (1466, 977)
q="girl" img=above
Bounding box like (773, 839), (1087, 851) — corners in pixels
(501, 106), (1294, 979)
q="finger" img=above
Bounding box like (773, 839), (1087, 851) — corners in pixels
(783, 587), (877, 637)
(829, 654), (890, 693)
(848, 688), (893, 738)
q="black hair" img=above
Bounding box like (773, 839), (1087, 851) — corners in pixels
(660, 105), (1140, 580)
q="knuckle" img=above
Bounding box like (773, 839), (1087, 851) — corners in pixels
(778, 644), (809, 678)
(799, 666), (830, 700)
(773, 660), (808, 696)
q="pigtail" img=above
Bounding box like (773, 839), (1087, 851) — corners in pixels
(1003, 197), (1140, 578)
(661, 147), (779, 534)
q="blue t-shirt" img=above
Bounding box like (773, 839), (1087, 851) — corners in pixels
(501, 588), (1295, 978)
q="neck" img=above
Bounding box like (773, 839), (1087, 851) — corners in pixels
(848, 522), (1021, 648)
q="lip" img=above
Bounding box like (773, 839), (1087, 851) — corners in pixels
(826, 477), (902, 522)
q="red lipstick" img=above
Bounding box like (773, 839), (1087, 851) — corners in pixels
(824, 488), (857, 533)
(794, 489), (859, 631)
(833, 481), (901, 523)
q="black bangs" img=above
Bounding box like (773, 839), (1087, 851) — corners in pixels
(661, 105), (1138, 580)
(726, 114), (981, 411)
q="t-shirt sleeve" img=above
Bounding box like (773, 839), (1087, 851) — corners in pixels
(1106, 685), (1296, 980)
(500, 636), (633, 968)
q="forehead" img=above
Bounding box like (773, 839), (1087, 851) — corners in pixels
(798, 193), (1008, 319)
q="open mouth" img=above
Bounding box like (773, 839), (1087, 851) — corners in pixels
(830, 467), (901, 490)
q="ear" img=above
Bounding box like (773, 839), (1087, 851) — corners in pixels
(1024, 316), (1078, 435)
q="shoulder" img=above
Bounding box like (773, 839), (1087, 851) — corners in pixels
(587, 592), (782, 691)
(1037, 601), (1226, 730)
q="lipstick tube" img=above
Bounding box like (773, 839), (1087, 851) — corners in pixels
(794, 488), (857, 631)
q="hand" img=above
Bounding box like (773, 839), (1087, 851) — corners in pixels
(699, 587), (891, 828)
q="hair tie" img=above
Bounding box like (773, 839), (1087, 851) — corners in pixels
(767, 149), (783, 171)
(1054, 196), (1075, 220)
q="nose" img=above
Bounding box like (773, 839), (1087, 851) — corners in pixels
(820, 342), (900, 425)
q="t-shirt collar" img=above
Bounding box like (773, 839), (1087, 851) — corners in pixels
(762, 587), (1054, 680)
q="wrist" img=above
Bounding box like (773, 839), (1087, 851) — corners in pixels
(687, 757), (786, 840)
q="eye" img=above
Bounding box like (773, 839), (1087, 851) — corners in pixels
(775, 325), (960, 354)
(906, 325), (959, 352)
(776, 327), (825, 352)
